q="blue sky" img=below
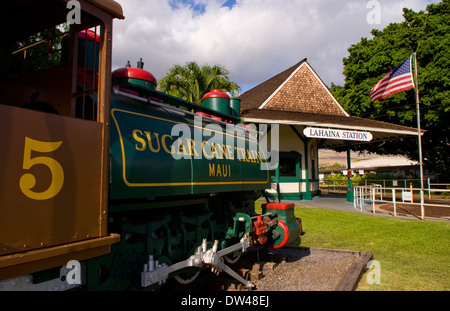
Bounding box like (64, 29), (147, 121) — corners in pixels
(113, 0), (441, 93)
(169, 0), (237, 13)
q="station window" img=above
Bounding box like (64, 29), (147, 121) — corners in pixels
(279, 157), (297, 177)
(271, 153), (302, 180)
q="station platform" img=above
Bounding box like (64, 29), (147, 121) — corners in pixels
(292, 194), (372, 214)
(287, 194), (449, 222)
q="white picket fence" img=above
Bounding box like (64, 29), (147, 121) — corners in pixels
(353, 184), (450, 220)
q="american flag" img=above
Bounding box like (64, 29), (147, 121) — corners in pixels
(370, 56), (415, 102)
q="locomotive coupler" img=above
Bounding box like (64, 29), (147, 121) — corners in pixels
(141, 235), (253, 288)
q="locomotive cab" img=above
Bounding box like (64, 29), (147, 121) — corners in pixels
(0, 0), (123, 285)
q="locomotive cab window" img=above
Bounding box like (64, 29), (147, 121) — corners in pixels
(0, 0), (105, 121)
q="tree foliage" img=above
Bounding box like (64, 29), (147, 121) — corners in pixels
(3, 24), (68, 80)
(158, 61), (241, 105)
(331, 0), (450, 180)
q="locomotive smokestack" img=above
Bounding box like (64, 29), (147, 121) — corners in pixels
(137, 58), (144, 69)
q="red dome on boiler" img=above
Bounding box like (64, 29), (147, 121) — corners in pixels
(202, 89), (230, 100)
(112, 67), (157, 87)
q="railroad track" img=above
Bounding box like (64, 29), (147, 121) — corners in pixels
(169, 246), (373, 291)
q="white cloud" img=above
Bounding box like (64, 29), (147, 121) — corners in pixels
(112, 0), (439, 93)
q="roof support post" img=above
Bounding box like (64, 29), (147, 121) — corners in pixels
(346, 144), (354, 202)
(289, 125), (311, 200)
(303, 137), (312, 200)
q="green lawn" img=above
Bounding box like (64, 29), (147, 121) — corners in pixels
(255, 202), (450, 291)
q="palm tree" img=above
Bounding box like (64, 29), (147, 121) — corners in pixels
(158, 61), (241, 105)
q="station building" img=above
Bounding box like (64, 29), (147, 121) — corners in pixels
(239, 58), (420, 201)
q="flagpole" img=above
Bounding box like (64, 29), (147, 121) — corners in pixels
(413, 52), (425, 220)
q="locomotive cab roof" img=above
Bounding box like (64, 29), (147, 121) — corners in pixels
(0, 0), (123, 46)
(86, 0), (124, 19)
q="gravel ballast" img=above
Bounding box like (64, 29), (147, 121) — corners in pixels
(253, 247), (361, 291)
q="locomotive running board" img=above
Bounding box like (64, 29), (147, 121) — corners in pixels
(141, 235), (254, 288)
(0, 234), (120, 281)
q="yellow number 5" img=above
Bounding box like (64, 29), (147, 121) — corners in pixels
(19, 137), (64, 200)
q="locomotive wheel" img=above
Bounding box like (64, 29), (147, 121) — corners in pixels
(221, 238), (242, 264)
(174, 270), (201, 285)
(224, 252), (242, 264)
(174, 239), (212, 285)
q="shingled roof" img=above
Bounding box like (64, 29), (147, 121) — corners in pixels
(240, 59), (421, 148)
(240, 59), (348, 116)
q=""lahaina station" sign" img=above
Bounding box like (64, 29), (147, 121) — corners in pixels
(303, 127), (373, 142)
